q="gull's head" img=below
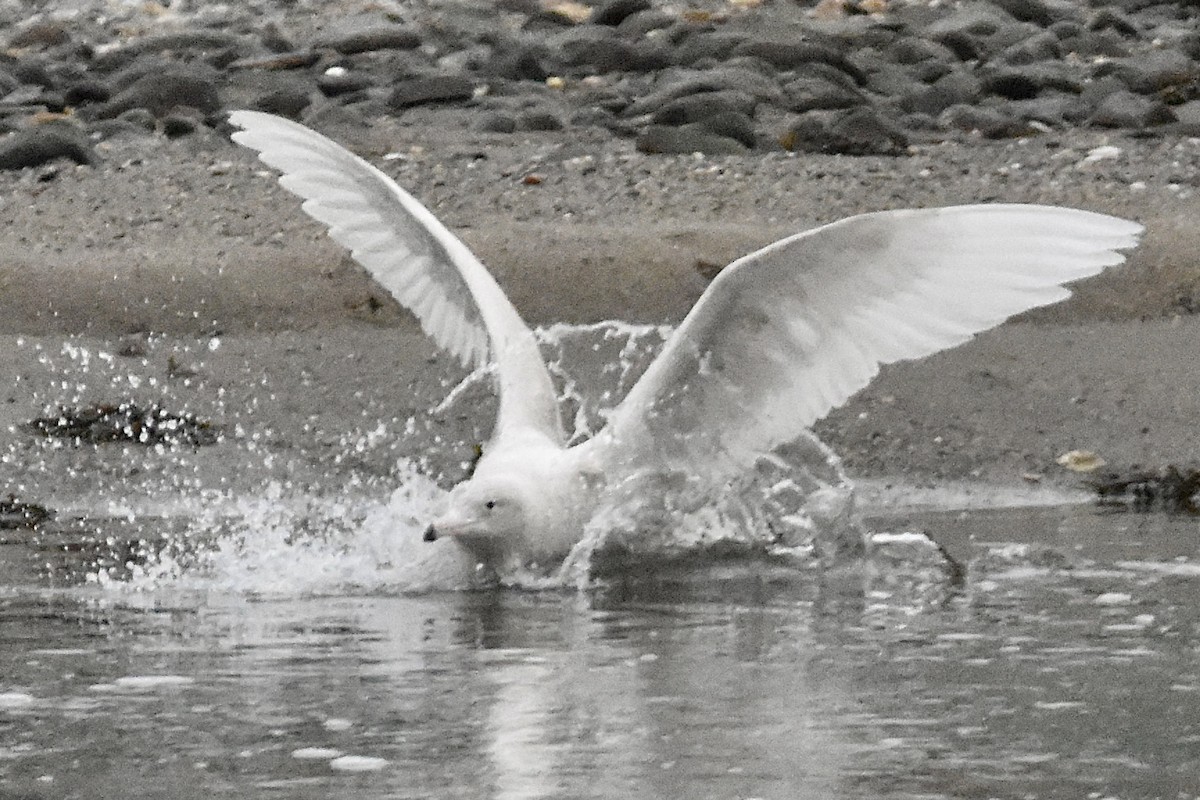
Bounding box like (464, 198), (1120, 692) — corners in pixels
(423, 475), (530, 559)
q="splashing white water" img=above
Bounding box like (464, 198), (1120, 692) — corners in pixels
(90, 322), (857, 596)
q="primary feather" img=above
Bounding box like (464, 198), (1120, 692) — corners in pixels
(586, 205), (1141, 482)
(229, 110), (562, 442)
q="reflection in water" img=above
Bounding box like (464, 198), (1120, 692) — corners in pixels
(1, 506), (1199, 800)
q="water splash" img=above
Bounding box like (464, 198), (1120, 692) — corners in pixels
(13, 323), (861, 596)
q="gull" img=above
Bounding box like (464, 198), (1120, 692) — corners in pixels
(229, 110), (1142, 572)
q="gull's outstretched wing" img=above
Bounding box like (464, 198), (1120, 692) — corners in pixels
(229, 111), (562, 441)
(584, 204), (1141, 478)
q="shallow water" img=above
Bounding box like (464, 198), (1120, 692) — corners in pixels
(2, 330), (1198, 798)
(2, 504), (1198, 799)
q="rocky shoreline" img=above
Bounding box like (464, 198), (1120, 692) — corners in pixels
(2, 0), (1200, 166)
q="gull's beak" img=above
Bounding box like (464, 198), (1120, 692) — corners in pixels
(422, 524), (438, 543)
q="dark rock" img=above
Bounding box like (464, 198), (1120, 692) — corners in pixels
(932, 30), (983, 61)
(624, 67), (786, 115)
(783, 76), (865, 112)
(1095, 49), (1197, 95)
(924, 7), (1012, 40)
(388, 75), (476, 109)
(692, 110), (757, 148)
(479, 44), (551, 82)
(560, 35), (670, 73)
(636, 123), (748, 155)
(650, 90), (758, 124)
(116, 108), (157, 131)
(940, 103), (1032, 138)
(731, 40), (866, 85)
(1085, 7), (1139, 36)
(93, 72), (221, 119)
(672, 31), (748, 66)
(900, 70), (983, 115)
(592, 0), (652, 26)
(990, 0), (1066, 27)
(616, 9), (676, 37)
(0, 122), (93, 170)
(1009, 92), (1087, 125)
(1089, 89), (1176, 128)
(25, 403), (219, 447)
(316, 25), (421, 54)
(981, 68), (1041, 100)
(1059, 29), (1131, 59)
(519, 110), (564, 131)
(886, 36), (959, 66)
(251, 88), (311, 118)
(317, 70), (374, 97)
(13, 59), (54, 88)
(475, 111), (518, 133)
(161, 112), (200, 137)
(259, 21), (297, 53)
(999, 30), (1061, 64)
(63, 80), (110, 106)
(1086, 465), (1199, 513)
(782, 108), (908, 156)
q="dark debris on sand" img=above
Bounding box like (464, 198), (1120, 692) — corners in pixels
(25, 402), (220, 447)
(0, 495), (53, 529)
(1086, 465), (1200, 513)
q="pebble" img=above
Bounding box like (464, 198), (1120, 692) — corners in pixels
(0, 121), (93, 170)
(388, 75), (476, 109)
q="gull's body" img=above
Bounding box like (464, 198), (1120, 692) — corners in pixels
(230, 111), (1143, 572)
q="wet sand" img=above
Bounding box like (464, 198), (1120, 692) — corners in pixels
(1, 122), (1198, 492)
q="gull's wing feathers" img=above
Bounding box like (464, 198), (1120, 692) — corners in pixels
(229, 110), (562, 441)
(584, 204), (1141, 477)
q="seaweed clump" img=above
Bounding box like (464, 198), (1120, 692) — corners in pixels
(25, 402), (219, 447)
(1086, 465), (1199, 514)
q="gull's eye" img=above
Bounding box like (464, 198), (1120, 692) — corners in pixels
(485, 500), (497, 510)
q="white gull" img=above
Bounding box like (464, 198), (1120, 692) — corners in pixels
(229, 110), (1142, 572)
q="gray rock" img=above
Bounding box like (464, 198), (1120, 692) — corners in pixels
(388, 75), (476, 109)
(693, 110), (757, 148)
(63, 80), (111, 106)
(1009, 92), (1087, 125)
(990, 0), (1068, 27)
(981, 67), (1041, 100)
(1089, 89), (1176, 128)
(119, 30), (245, 56)
(999, 30), (1061, 64)
(886, 36), (959, 66)
(560, 34), (670, 74)
(591, 0), (651, 26)
(940, 103), (1032, 137)
(900, 70), (983, 115)
(731, 40), (866, 85)
(784, 108), (908, 156)
(615, 10), (675, 38)
(784, 75), (865, 112)
(161, 112), (200, 137)
(636, 123), (748, 155)
(671, 32), (748, 66)
(318, 71), (374, 97)
(650, 91), (758, 124)
(518, 110), (564, 131)
(251, 88), (311, 119)
(479, 43), (551, 82)
(0, 122), (93, 170)
(1085, 7), (1139, 36)
(624, 67), (785, 115)
(316, 26), (421, 54)
(92, 72), (221, 119)
(1095, 49), (1196, 95)
(475, 112), (518, 133)
(1058, 29), (1131, 59)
